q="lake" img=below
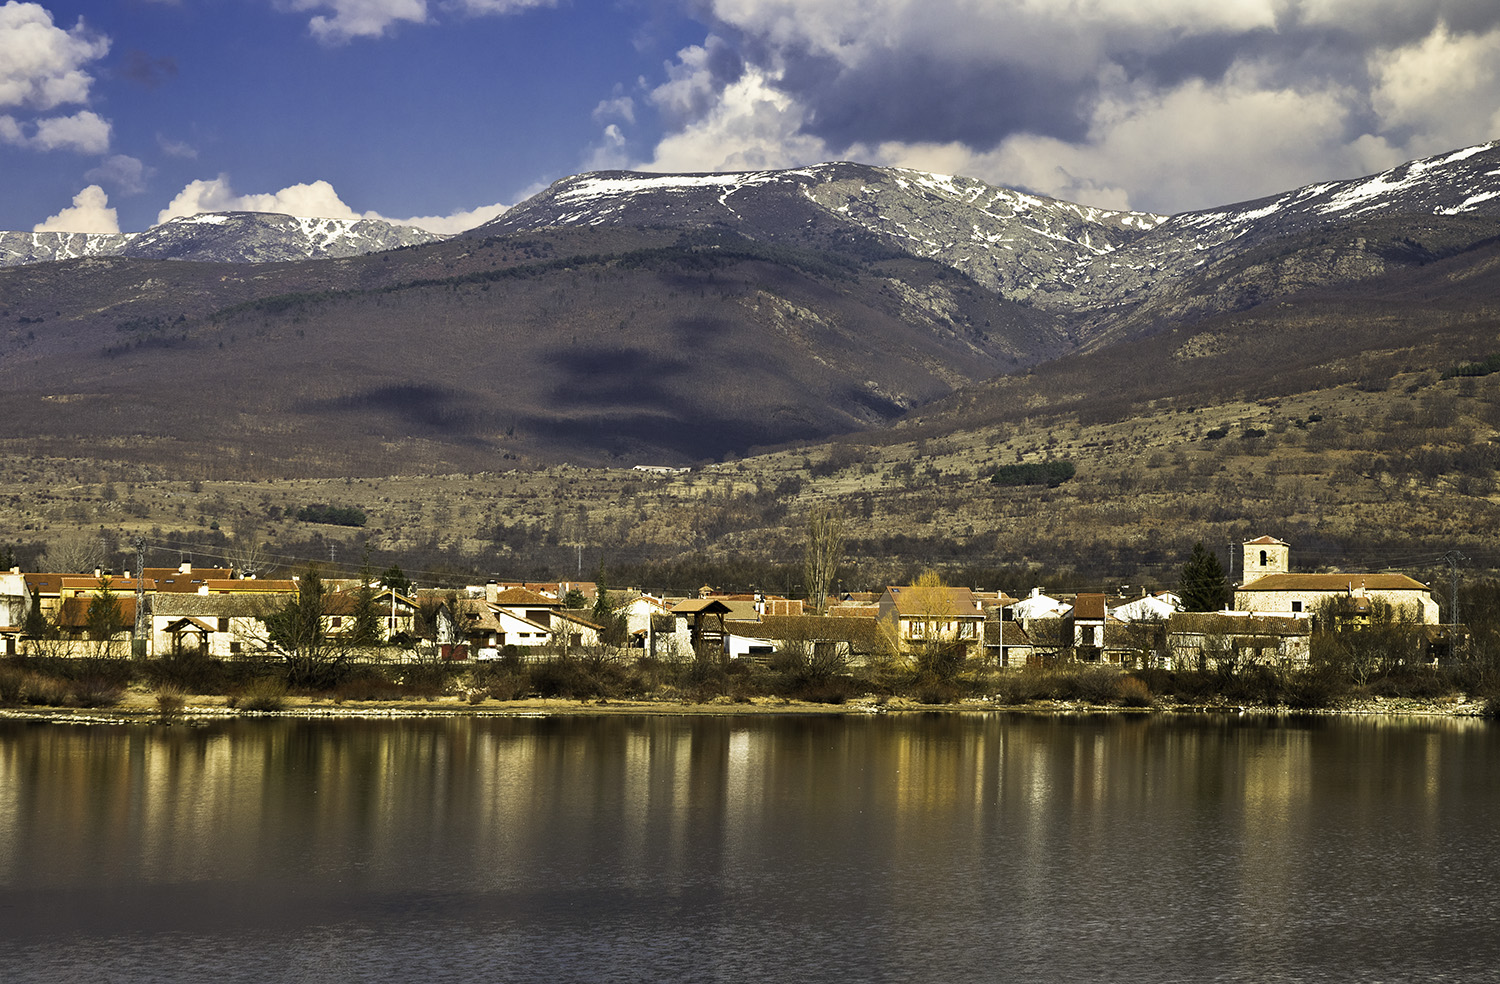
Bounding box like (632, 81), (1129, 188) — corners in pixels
(1, 712), (1496, 983)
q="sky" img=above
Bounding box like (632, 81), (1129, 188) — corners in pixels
(3, 0), (1500, 235)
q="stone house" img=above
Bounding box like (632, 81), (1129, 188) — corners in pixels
(1166, 612), (1312, 670)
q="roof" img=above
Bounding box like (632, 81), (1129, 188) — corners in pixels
(59, 576), (153, 592)
(985, 621), (1033, 646)
(882, 585), (983, 618)
(492, 587), (559, 607)
(724, 614), (884, 650)
(57, 596), (139, 630)
(200, 578), (297, 593)
(152, 594), (272, 618)
(1169, 612), (1311, 636)
(671, 598), (736, 616)
(1073, 593), (1108, 619)
(1244, 535), (1289, 546)
(1239, 573), (1430, 593)
(163, 617), (218, 633)
(148, 568), (234, 591)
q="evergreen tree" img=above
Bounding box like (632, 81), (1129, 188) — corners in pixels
(86, 576), (126, 645)
(1178, 542), (1231, 612)
(381, 564), (412, 597)
(23, 593), (50, 640)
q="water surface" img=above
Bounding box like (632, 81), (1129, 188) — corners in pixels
(1, 713), (1494, 982)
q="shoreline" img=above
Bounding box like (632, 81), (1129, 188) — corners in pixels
(0, 690), (1490, 724)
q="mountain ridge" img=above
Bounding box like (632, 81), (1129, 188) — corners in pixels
(0, 212), (442, 266)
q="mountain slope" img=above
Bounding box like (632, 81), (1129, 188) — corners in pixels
(0, 225), (1065, 471)
(4, 141), (1500, 473)
(0, 212), (442, 266)
(481, 142), (1500, 327)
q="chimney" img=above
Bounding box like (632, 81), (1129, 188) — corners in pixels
(179, 561), (192, 574)
(485, 580), (498, 604)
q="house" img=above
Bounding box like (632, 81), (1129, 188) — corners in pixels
(985, 618), (1036, 667)
(1233, 535), (1440, 624)
(722, 613), (883, 664)
(150, 594), (272, 659)
(450, 589), (604, 658)
(619, 593), (691, 659)
(0, 570), (30, 655)
(877, 584), (985, 660)
(1110, 590), (1181, 623)
(1072, 593), (1108, 657)
(1166, 612), (1312, 670)
(321, 587), (419, 642)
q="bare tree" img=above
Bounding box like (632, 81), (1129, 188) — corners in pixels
(802, 508), (845, 615)
(44, 532), (104, 574)
(229, 519), (272, 578)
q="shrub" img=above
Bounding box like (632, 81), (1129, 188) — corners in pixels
(401, 663), (452, 700)
(234, 677), (288, 712)
(0, 665), (25, 706)
(24, 675), (71, 707)
(1116, 675), (1153, 707)
(1283, 668), (1345, 710)
(70, 676), (125, 708)
(155, 683), (187, 718)
(990, 460), (1076, 488)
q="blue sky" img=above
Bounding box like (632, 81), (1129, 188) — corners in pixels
(4, 0), (1500, 234)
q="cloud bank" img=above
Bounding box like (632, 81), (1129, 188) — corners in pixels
(597, 0), (1500, 213)
(157, 174), (506, 233)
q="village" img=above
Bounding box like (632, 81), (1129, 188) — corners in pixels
(0, 535), (1455, 674)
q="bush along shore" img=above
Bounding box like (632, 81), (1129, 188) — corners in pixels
(2, 652), (1498, 720)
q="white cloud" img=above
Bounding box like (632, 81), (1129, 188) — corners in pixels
(85, 154), (150, 194)
(638, 64), (829, 173)
(980, 72), (1400, 212)
(700, 0), (1281, 77)
(157, 134), (197, 159)
(389, 201), (509, 233)
(607, 3), (1500, 214)
(0, 107), (110, 152)
(450, 0), (553, 13)
(282, 0), (553, 43)
(0, 1), (110, 110)
(584, 123), (630, 171)
(29, 107), (109, 152)
(283, 0), (430, 42)
(592, 94), (635, 124)
(1368, 21), (1500, 156)
(157, 174), (506, 233)
(158, 175), (363, 223)
(33, 184), (119, 234)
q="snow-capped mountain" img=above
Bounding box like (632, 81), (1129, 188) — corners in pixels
(0, 212), (442, 267)
(0, 230), (132, 266)
(476, 141), (1500, 314)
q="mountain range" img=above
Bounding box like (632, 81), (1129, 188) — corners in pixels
(2, 141), (1499, 472)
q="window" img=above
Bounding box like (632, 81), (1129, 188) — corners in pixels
(1291, 601), (1303, 613)
(1260, 550), (1268, 567)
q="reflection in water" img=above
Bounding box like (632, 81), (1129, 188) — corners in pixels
(0, 713), (1496, 983)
